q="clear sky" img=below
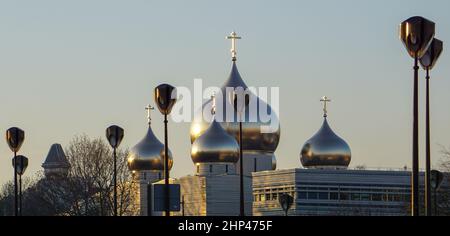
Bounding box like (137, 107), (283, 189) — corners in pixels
(1, 0), (450, 185)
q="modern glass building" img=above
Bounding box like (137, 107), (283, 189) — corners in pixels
(253, 168), (423, 216)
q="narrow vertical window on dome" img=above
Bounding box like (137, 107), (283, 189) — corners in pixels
(209, 165), (213, 173)
(254, 158), (257, 172)
(197, 165), (199, 174)
(225, 164), (228, 173)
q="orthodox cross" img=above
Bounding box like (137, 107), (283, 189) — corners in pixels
(226, 31), (241, 61)
(145, 104), (155, 124)
(320, 96), (331, 117)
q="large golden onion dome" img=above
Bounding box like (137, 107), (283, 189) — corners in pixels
(300, 97), (351, 169)
(190, 62), (281, 154)
(191, 117), (239, 164)
(127, 106), (173, 171)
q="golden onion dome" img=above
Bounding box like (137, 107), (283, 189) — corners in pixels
(190, 62), (280, 153)
(300, 117), (351, 169)
(191, 117), (239, 164)
(127, 125), (173, 172)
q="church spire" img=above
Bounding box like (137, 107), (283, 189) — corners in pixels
(226, 31), (241, 61)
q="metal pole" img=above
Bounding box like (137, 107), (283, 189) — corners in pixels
(113, 148), (117, 216)
(239, 120), (244, 216)
(181, 195), (185, 216)
(164, 114), (170, 217)
(14, 152), (18, 217)
(19, 174), (22, 216)
(412, 56), (420, 216)
(425, 68), (432, 216)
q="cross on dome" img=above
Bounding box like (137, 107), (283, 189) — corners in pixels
(145, 104), (155, 124)
(320, 96), (331, 117)
(226, 31), (241, 61)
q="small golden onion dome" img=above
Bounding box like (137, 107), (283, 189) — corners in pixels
(127, 126), (173, 171)
(300, 118), (351, 169)
(191, 118), (239, 164)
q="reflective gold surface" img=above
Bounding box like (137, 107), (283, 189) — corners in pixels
(191, 119), (239, 163)
(190, 62), (281, 154)
(399, 16), (435, 58)
(420, 38), (443, 70)
(300, 118), (351, 168)
(6, 127), (25, 153)
(127, 126), (173, 171)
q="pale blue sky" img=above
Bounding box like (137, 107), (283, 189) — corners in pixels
(1, 0), (450, 185)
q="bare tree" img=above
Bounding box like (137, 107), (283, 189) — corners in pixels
(0, 135), (139, 216)
(64, 135), (138, 216)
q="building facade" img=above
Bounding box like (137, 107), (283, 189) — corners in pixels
(252, 168), (424, 216)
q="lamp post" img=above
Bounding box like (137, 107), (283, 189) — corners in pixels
(230, 88), (247, 216)
(154, 83), (177, 217)
(430, 170), (444, 216)
(106, 125), (124, 216)
(419, 38), (443, 216)
(6, 127), (25, 217)
(13, 155), (28, 216)
(399, 16), (435, 216)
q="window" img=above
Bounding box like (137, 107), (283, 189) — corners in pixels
(360, 194), (370, 201)
(298, 192), (307, 199)
(225, 165), (228, 173)
(372, 194), (382, 201)
(340, 193), (349, 200)
(272, 193), (278, 200)
(351, 193), (360, 201)
(209, 165), (213, 173)
(318, 192), (328, 200)
(197, 165), (199, 174)
(392, 194), (401, 202)
(330, 192), (339, 200)
(308, 192), (318, 199)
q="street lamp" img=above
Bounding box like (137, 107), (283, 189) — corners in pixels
(6, 127), (25, 217)
(229, 87), (248, 216)
(106, 125), (124, 216)
(419, 38), (443, 216)
(154, 83), (177, 216)
(430, 170), (444, 216)
(12, 155), (28, 216)
(399, 16), (435, 216)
